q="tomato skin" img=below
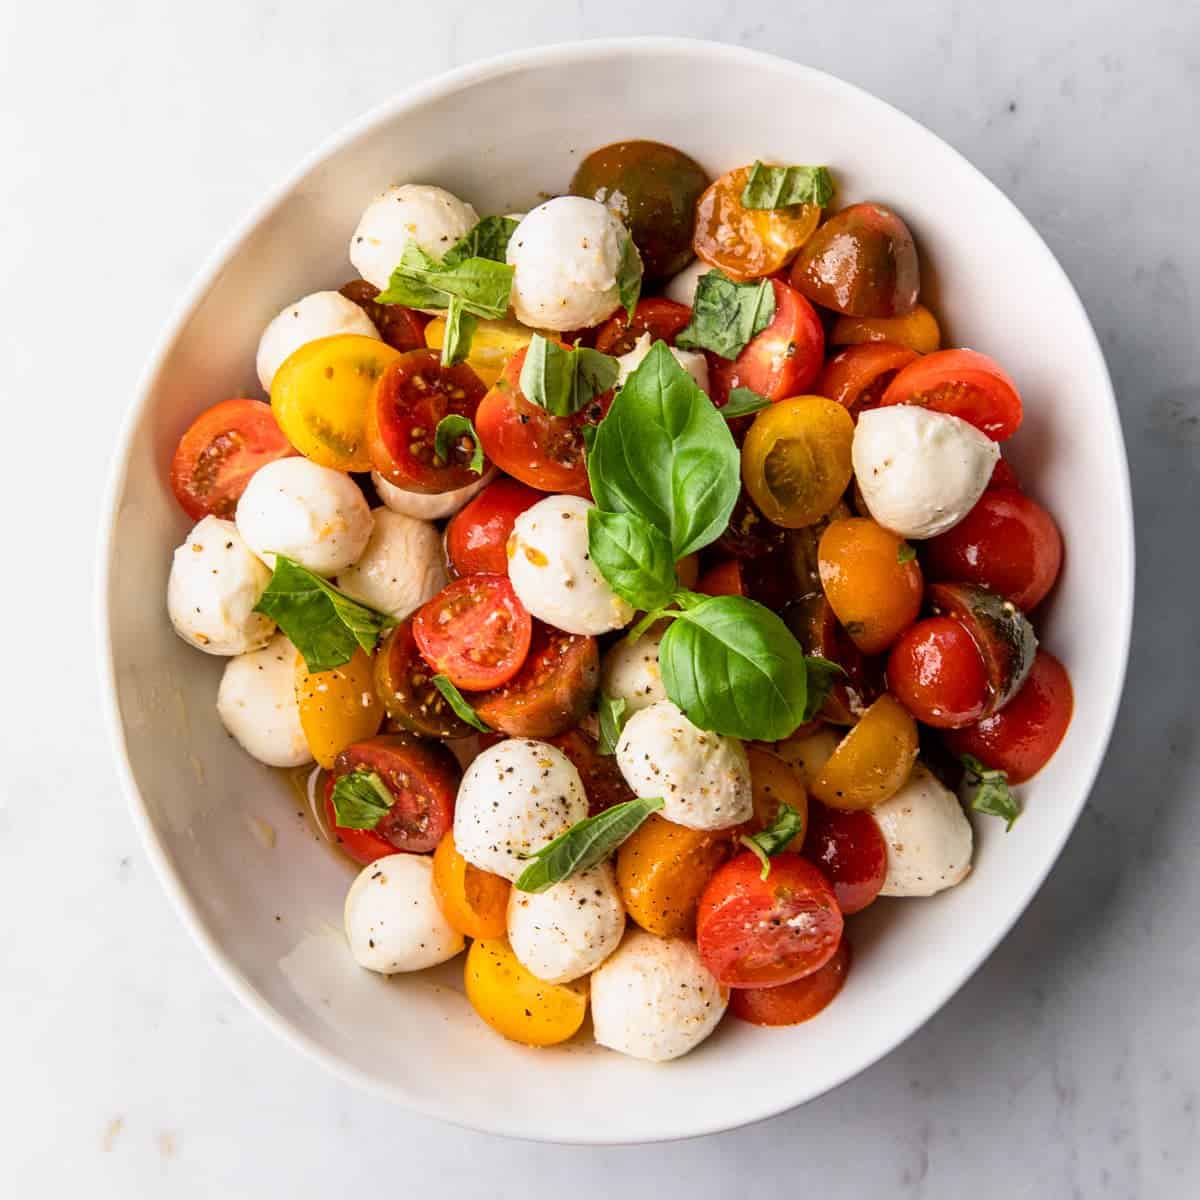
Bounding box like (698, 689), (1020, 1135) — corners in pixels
(987, 459), (1021, 491)
(886, 616), (990, 729)
(548, 728), (635, 816)
(696, 558), (745, 597)
(924, 489), (1063, 610)
(444, 477), (542, 577)
(339, 280), (428, 351)
(881, 348), (1023, 441)
(169, 398), (296, 520)
(374, 618), (474, 739)
(944, 649), (1073, 784)
(802, 802), (886, 914)
(830, 304), (940, 354)
(815, 342), (919, 416)
(696, 852), (843, 988)
(810, 694), (919, 810)
(783, 592), (881, 725)
(594, 297), (692, 357)
(432, 830), (510, 940)
(295, 649), (384, 770)
(729, 937), (851, 1026)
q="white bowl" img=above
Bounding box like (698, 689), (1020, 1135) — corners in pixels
(98, 38), (1133, 1143)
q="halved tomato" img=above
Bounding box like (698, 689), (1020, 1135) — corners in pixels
(444, 476), (542, 577)
(374, 617), (474, 739)
(593, 297), (693, 357)
(783, 592), (881, 725)
(830, 304), (940, 354)
(815, 342), (919, 416)
(547, 727), (634, 815)
(432, 830), (510, 939)
(881, 348), (1022, 441)
(802, 802), (886, 914)
(729, 937), (851, 1025)
(339, 280), (428, 351)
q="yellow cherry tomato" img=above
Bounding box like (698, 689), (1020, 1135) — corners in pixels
(424, 316), (539, 387)
(745, 746), (808, 850)
(271, 334), (400, 471)
(810, 694), (918, 810)
(773, 725), (841, 788)
(294, 647), (384, 769)
(741, 396), (854, 528)
(830, 304), (941, 355)
(464, 938), (588, 1047)
(432, 831), (510, 940)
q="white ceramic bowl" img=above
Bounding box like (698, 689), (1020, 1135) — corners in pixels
(98, 38), (1133, 1143)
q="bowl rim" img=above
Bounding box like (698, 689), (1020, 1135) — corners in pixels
(96, 35), (1135, 1144)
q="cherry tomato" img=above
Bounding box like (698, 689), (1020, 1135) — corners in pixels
(730, 937), (851, 1026)
(789, 203), (920, 317)
(745, 746), (808, 850)
(444, 477), (542, 577)
(830, 304), (940, 354)
(169, 398), (296, 520)
(783, 592), (881, 725)
(802, 801), (886, 914)
(367, 349), (489, 493)
(339, 280), (428, 351)
(594, 297), (693, 356)
(471, 623), (599, 738)
(432, 830), (510, 939)
(886, 616), (989, 730)
(547, 728), (634, 816)
(810, 694), (919, 810)
(374, 618), (474, 739)
(815, 342), (919, 416)
(988, 459), (1021, 491)
(325, 733), (461, 863)
(697, 852), (843, 988)
(676, 552), (700, 591)
(295, 648), (384, 770)
(715, 490), (788, 560)
(881, 348), (1022, 441)
(413, 575), (531, 692)
(924, 489), (1063, 610)
(944, 649), (1074, 783)
(696, 558), (745, 596)
(423, 315), (538, 388)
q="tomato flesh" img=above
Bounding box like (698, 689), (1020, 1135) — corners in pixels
(594, 297), (692, 357)
(802, 801), (886, 914)
(881, 348), (1023, 441)
(445, 476), (542, 577)
(548, 728), (635, 816)
(729, 937), (851, 1025)
(815, 342), (919, 417)
(886, 616), (991, 729)
(374, 617), (474, 739)
(339, 280), (428, 351)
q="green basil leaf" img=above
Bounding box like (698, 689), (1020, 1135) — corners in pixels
(587, 508), (677, 611)
(739, 801), (805, 879)
(596, 693), (628, 756)
(740, 161), (834, 209)
(330, 770), (394, 830)
(897, 542), (917, 564)
(433, 413), (484, 474)
(253, 555), (390, 673)
(587, 341), (740, 559)
(616, 230), (643, 321)
(442, 215), (519, 267)
(431, 675), (491, 733)
(519, 334), (619, 418)
(377, 240), (513, 319)
(801, 656), (847, 722)
(674, 271), (775, 360)
(720, 387), (771, 419)
(515, 796), (664, 893)
(580, 421), (598, 456)
(440, 296), (477, 366)
(960, 754), (1020, 831)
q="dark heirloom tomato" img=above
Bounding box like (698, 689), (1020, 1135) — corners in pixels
(695, 558), (745, 597)
(730, 937), (851, 1026)
(925, 489), (1063, 610)
(339, 280), (428, 352)
(815, 342), (919, 416)
(169, 398), (296, 520)
(444, 477), (542, 577)
(471, 624), (599, 739)
(789, 203), (920, 317)
(570, 140), (710, 282)
(886, 616), (990, 729)
(784, 593), (881, 725)
(374, 618), (474, 739)
(367, 349), (488, 493)
(696, 852), (843, 988)
(326, 733), (461, 864)
(881, 348), (1023, 441)
(802, 802), (886, 914)
(594, 298), (693, 357)
(715, 490), (788, 560)
(548, 728), (635, 816)
(944, 649), (1074, 784)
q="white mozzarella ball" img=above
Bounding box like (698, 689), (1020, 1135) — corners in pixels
(852, 406), (999, 539)
(453, 739), (588, 882)
(600, 623), (668, 714)
(873, 764), (974, 897)
(167, 517), (275, 656)
(615, 701), (752, 831)
(350, 184), (479, 290)
(663, 258), (712, 308)
(371, 468), (494, 520)
(616, 332), (709, 395)
(255, 291), (379, 392)
(344, 854), (465, 973)
(236, 457), (372, 576)
(506, 863), (626, 984)
(591, 930), (727, 1062)
(335, 508), (446, 621)
(215, 634), (311, 768)
(508, 495), (635, 635)
(772, 725), (841, 788)
(507, 197), (632, 330)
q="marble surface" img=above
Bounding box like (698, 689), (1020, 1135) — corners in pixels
(1, 1), (1197, 1195)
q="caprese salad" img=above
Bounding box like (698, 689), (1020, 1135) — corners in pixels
(165, 140), (1071, 1060)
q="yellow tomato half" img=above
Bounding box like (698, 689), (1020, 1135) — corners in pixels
(830, 304), (941, 355)
(745, 746), (808, 850)
(294, 647), (384, 769)
(432, 831), (510, 940)
(810, 694), (918, 810)
(424, 316), (538, 387)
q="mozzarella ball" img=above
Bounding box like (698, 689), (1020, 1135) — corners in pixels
(344, 854), (465, 973)
(507, 197), (632, 330)
(616, 701), (752, 831)
(508, 495), (635, 635)
(591, 930), (727, 1062)
(372, 468), (494, 520)
(600, 623), (668, 714)
(255, 291), (379, 392)
(873, 764), (974, 897)
(236, 457), (372, 576)
(772, 725), (840, 788)
(507, 863), (626, 984)
(167, 517), (275, 655)
(852, 406), (999, 539)
(335, 508), (446, 620)
(453, 739), (588, 882)
(350, 184), (479, 290)
(216, 634), (311, 767)
(616, 332), (709, 395)
(663, 258), (711, 308)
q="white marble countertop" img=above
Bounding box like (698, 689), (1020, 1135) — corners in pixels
(3, 1), (1198, 1195)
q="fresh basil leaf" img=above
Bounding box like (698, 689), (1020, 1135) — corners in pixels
(587, 508), (677, 611)
(519, 334), (619, 418)
(897, 542), (917, 564)
(253, 555), (390, 673)
(721, 387), (771, 419)
(377, 239), (513, 318)
(801, 656), (847, 722)
(433, 413), (484, 474)
(374, 242), (447, 309)
(442, 215), (519, 267)
(431, 675), (491, 733)
(441, 296), (477, 366)
(596, 693), (628, 756)
(616, 230), (643, 320)
(515, 796), (664, 893)
(740, 161), (834, 210)
(587, 341), (740, 559)
(674, 271), (775, 360)
(330, 770), (394, 830)
(960, 754), (1020, 831)
(580, 421), (598, 455)
(739, 801), (804, 879)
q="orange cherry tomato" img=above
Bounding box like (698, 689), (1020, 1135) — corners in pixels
(881, 348), (1023, 441)
(295, 648), (384, 769)
(814, 343), (919, 416)
(810, 694), (918, 810)
(432, 830), (510, 940)
(830, 304), (941, 354)
(729, 937), (851, 1025)
(745, 746), (807, 850)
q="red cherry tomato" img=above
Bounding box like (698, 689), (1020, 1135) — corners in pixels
(547, 728), (635, 816)
(695, 558), (745, 596)
(412, 575), (532, 692)
(444, 477), (542, 577)
(987, 458), (1021, 491)
(924, 490), (1063, 610)
(880, 348), (1023, 440)
(886, 616), (991, 729)
(325, 734), (461, 864)
(801, 801), (887, 914)
(338, 280), (428, 351)
(710, 280), (825, 406)
(594, 297), (692, 357)
(815, 342), (919, 416)
(696, 852), (843, 988)
(729, 937), (851, 1026)
(169, 398), (296, 520)
(944, 649), (1074, 783)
